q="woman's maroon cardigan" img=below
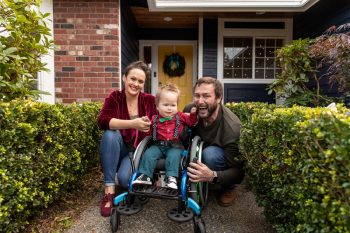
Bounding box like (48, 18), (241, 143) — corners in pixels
(98, 89), (157, 148)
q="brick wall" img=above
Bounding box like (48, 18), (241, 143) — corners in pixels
(53, 0), (120, 103)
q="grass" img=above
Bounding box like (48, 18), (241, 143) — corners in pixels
(25, 166), (103, 233)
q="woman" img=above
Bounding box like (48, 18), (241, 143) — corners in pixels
(97, 61), (157, 217)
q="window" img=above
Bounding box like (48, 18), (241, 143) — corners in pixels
(223, 37), (283, 80)
(218, 18), (292, 84)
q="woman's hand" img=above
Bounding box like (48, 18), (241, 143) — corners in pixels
(187, 161), (213, 182)
(133, 116), (151, 132)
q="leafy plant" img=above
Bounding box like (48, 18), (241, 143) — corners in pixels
(229, 102), (350, 232)
(309, 23), (350, 96)
(0, 100), (102, 232)
(0, 0), (53, 101)
(267, 39), (331, 107)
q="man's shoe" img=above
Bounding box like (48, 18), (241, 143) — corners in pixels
(132, 174), (152, 186)
(165, 176), (178, 189)
(217, 189), (235, 207)
(100, 193), (114, 217)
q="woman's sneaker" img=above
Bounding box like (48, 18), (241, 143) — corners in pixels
(166, 176), (177, 189)
(132, 174), (152, 186)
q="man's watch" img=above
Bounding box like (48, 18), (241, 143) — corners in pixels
(212, 171), (218, 183)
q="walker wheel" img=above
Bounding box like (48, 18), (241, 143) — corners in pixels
(193, 216), (206, 233)
(110, 208), (120, 233)
(167, 208), (194, 222)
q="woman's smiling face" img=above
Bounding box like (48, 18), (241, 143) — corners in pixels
(123, 68), (146, 97)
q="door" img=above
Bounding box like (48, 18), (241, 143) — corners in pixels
(158, 45), (193, 111)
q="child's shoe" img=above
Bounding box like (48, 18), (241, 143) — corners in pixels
(166, 176), (177, 189)
(132, 174), (152, 186)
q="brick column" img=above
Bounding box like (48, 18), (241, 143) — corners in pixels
(53, 0), (120, 103)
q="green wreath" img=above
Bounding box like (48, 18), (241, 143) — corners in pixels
(163, 53), (186, 77)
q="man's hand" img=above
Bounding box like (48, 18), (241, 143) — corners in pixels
(187, 161), (213, 182)
(134, 116), (151, 132)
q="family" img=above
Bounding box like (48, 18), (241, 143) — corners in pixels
(97, 61), (245, 217)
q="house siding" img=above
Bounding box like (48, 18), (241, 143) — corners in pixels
(294, 0), (350, 39)
(202, 19), (218, 78)
(121, 0), (139, 72)
(53, 0), (120, 103)
(294, 0), (350, 98)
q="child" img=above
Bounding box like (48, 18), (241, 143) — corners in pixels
(132, 83), (197, 189)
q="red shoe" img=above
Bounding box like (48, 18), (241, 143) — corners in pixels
(100, 193), (114, 217)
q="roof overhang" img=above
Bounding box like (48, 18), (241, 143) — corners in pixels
(147, 0), (320, 12)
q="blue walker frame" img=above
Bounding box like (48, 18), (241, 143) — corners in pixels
(110, 134), (207, 233)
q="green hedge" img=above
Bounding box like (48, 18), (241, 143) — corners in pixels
(0, 100), (102, 232)
(228, 102), (350, 232)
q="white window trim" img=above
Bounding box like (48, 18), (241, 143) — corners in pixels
(217, 18), (293, 85)
(38, 0), (55, 104)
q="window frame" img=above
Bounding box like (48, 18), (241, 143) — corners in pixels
(217, 18), (293, 84)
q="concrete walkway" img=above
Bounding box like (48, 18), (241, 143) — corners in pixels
(66, 184), (272, 233)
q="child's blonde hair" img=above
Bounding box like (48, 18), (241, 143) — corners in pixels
(155, 83), (181, 105)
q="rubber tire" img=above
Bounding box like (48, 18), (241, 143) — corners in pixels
(193, 218), (206, 233)
(133, 136), (152, 170)
(110, 208), (120, 233)
(189, 136), (208, 208)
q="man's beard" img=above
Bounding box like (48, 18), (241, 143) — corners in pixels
(198, 102), (218, 119)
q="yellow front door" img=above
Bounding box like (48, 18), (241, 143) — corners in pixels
(158, 45), (193, 111)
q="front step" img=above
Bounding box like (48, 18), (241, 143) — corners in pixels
(131, 185), (178, 199)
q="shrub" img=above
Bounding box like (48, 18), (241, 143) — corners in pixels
(0, 0), (53, 101)
(267, 39), (332, 107)
(309, 23), (350, 96)
(0, 100), (102, 232)
(232, 103), (350, 232)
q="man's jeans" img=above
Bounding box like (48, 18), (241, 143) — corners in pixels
(99, 130), (132, 189)
(201, 146), (235, 190)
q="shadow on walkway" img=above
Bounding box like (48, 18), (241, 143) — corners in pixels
(66, 184), (272, 233)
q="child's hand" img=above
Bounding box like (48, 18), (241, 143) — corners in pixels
(134, 116), (151, 132)
(141, 116), (150, 123)
(190, 107), (198, 126)
(190, 107), (197, 114)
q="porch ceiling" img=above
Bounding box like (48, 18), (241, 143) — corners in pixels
(131, 0), (319, 29)
(131, 6), (295, 29)
(147, 0), (320, 12)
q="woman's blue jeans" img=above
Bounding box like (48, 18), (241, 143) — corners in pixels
(99, 130), (132, 189)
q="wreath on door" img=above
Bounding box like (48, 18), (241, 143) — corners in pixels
(163, 53), (186, 77)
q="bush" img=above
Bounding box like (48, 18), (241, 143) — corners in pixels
(0, 0), (53, 101)
(0, 100), (102, 232)
(230, 102), (350, 232)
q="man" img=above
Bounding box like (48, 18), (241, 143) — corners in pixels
(185, 77), (244, 207)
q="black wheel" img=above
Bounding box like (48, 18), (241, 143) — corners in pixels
(189, 136), (209, 208)
(133, 136), (152, 170)
(110, 208), (120, 233)
(136, 195), (149, 205)
(193, 217), (206, 233)
(126, 193), (135, 205)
